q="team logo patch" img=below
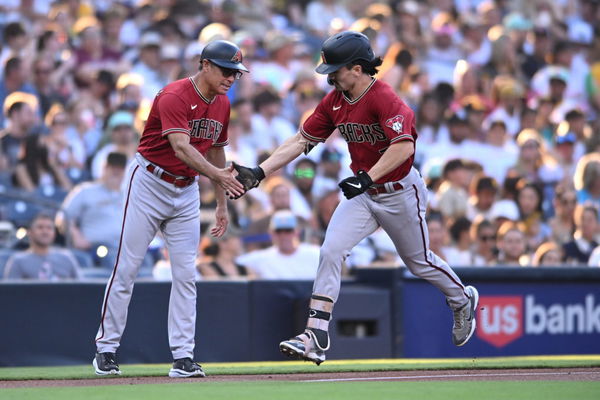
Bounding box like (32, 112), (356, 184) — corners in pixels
(231, 50), (242, 63)
(385, 115), (404, 134)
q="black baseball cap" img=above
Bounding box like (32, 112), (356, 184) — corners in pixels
(201, 40), (249, 72)
(316, 31), (375, 74)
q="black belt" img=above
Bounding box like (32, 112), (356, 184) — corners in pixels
(367, 182), (403, 195)
(146, 164), (195, 188)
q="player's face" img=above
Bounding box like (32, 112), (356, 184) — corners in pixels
(327, 65), (358, 91)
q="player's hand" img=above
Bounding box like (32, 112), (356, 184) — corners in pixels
(229, 162), (265, 200)
(211, 204), (229, 238)
(218, 164), (245, 198)
(338, 170), (373, 199)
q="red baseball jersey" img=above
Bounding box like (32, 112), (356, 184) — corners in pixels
(138, 77), (230, 177)
(301, 79), (416, 184)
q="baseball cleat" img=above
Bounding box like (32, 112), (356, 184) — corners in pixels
(279, 330), (326, 365)
(93, 352), (122, 376)
(168, 357), (206, 378)
(452, 285), (479, 346)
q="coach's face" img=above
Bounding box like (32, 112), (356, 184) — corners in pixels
(204, 60), (238, 95)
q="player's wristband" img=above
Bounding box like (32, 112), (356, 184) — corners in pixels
(252, 166), (265, 181)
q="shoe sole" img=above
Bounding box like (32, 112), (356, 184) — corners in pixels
(92, 358), (122, 376)
(456, 286), (479, 347)
(279, 342), (325, 366)
(168, 368), (206, 378)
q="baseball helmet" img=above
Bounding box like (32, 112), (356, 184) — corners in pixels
(315, 31), (375, 74)
(201, 40), (249, 72)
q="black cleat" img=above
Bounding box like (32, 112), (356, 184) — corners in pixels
(93, 352), (121, 376)
(168, 357), (206, 378)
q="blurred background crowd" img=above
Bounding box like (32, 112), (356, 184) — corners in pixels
(1, 0), (600, 282)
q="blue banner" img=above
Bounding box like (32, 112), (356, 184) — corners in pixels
(402, 280), (600, 357)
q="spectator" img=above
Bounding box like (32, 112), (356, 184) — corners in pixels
(471, 218), (497, 266)
(236, 210), (320, 279)
(251, 30), (302, 94)
(436, 158), (470, 219)
(0, 97), (38, 170)
(131, 31), (166, 101)
(423, 13), (462, 87)
(509, 129), (563, 187)
(467, 174), (498, 221)
(548, 183), (577, 245)
(249, 88), (296, 152)
(3, 212), (80, 280)
(13, 133), (72, 192)
(0, 57), (38, 128)
(426, 212), (450, 263)
(197, 227), (255, 279)
(483, 75), (525, 137)
(56, 152), (127, 266)
(494, 221), (527, 266)
(573, 153), (600, 209)
(290, 158), (318, 220)
(244, 181), (307, 250)
(563, 204), (599, 265)
(44, 105), (85, 181)
(515, 180), (550, 252)
(64, 100), (103, 162)
(32, 56), (67, 117)
(444, 216), (483, 266)
(91, 111), (138, 179)
(305, 0), (354, 37)
(0, 22), (29, 77)
(531, 241), (564, 267)
(312, 148), (342, 196)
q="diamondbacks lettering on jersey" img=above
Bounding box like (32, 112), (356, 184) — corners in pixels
(337, 122), (386, 145)
(188, 118), (223, 142)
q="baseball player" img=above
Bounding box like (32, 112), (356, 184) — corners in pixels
(233, 31), (479, 365)
(92, 40), (247, 377)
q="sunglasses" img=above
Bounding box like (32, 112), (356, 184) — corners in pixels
(479, 235), (496, 242)
(274, 228), (294, 234)
(294, 168), (315, 179)
(211, 62), (242, 80)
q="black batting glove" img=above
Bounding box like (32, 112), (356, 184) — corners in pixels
(229, 163), (266, 200)
(338, 170), (373, 199)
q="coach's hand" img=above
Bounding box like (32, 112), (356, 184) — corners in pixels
(338, 170), (373, 199)
(229, 162), (265, 199)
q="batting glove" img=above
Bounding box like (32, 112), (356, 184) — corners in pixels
(338, 170), (373, 199)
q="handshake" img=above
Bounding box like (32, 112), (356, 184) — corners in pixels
(229, 162), (266, 200)
(230, 162), (373, 201)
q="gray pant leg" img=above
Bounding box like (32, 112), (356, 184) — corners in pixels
(373, 169), (469, 308)
(95, 165), (162, 352)
(312, 195), (379, 302)
(161, 188), (200, 360)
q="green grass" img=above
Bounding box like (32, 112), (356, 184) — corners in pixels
(1, 355), (599, 381)
(1, 381), (600, 400)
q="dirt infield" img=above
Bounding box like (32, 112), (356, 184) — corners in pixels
(2, 368), (599, 388)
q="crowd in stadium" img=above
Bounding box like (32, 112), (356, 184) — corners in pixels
(1, 0), (600, 281)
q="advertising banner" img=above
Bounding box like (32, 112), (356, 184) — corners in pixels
(402, 280), (600, 357)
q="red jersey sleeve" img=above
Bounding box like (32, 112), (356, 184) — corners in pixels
(300, 95), (335, 143)
(157, 93), (191, 137)
(376, 98), (416, 145)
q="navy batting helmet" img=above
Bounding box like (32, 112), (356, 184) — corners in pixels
(201, 40), (249, 72)
(315, 31), (375, 75)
